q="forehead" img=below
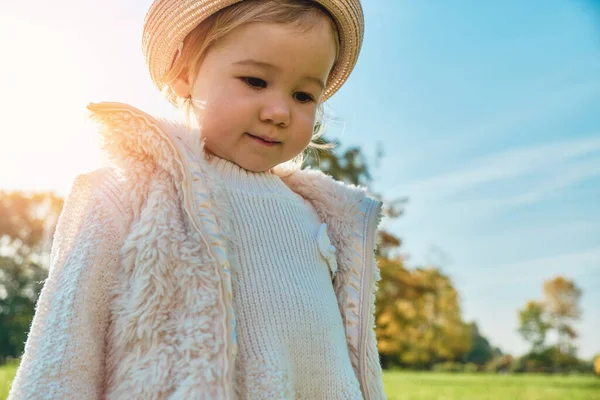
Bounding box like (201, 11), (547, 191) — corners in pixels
(210, 20), (338, 79)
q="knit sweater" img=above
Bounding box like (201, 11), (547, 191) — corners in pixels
(206, 156), (363, 399)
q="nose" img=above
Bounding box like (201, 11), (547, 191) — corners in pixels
(259, 95), (291, 128)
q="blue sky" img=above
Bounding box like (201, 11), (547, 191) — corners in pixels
(1, 0), (598, 358)
(341, 0), (600, 359)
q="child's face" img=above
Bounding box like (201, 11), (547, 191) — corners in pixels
(176, 19), (337, 172)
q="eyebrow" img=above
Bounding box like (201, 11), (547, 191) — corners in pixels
(232, 59), (325, 90)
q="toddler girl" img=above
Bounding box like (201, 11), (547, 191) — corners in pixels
(9, 0), (385, 399)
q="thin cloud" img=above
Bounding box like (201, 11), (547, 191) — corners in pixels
(384, 77), (600, 177)
(473, 247), (600, 288)
(392, 135), (600, 202)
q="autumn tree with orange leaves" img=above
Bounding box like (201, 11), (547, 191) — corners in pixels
(375, 257), (471, 369)
(543, 276), (582, 355)
(517, 276), (584, 373)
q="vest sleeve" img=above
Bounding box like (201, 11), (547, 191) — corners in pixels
(8, 168), (129, 400)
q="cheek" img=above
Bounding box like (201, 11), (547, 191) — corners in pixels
(297, 109), (318, 139)
(207, 84), (254, 116)
(198, 96), (253, 141)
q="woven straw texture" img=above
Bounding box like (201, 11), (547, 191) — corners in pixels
(142, 0), (364, 101)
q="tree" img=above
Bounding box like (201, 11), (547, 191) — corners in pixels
(0, 256), (47, 362)
(416, 268), (471, 366)
(543, 276), (582, 355)
(0, 191), (63, 261)
(374, 256), (415, 367)
(464, 322), (495, 366)
(0, 191), (63, 362)
(516, 276), (585, 373)
(305, 139), (371, 186)
(518, 300), (551, 353)
(594, 354), (600, 376)
(375, 262), (471, 369)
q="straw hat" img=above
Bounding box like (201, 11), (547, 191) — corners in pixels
(142, 0), (364, 101)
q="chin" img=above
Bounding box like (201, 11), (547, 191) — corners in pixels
(237, 158), (274, 173)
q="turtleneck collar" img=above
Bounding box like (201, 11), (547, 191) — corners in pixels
(204, 154), (298, 197)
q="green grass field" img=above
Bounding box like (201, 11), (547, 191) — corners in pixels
(382, 370), (599, 400)
(0, 362), (18, 400)
(1, 363), (598, 399)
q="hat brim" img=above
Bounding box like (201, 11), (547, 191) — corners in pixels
(142, 0), (364, 102)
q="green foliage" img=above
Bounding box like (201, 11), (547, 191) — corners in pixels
(513, 346), (592, 374)
(517, 276), (584, 370)
(0, 191), (63, 259)
(484, 355), (514, 373)
(0, 191), (61, 363)
(0, 257), (47, 363)
(518, 300), (551, 353)
(432, 362), (464, 373)
(432, 362), (480, 373)
(464, 322), (495, 366)
(464, 362), (479, 373)
(304, 138), (371, 186)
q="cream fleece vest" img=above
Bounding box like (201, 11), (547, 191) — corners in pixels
(8, 102), (387, 400)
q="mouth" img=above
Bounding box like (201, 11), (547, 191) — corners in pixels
(246, 132), (281, 146)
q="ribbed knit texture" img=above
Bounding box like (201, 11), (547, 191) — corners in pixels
(206, 156), (363, 399)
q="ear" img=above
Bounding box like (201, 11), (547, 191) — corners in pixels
(170, 67), (192, 98)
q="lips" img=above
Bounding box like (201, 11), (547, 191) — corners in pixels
(246, 132), (281, 144)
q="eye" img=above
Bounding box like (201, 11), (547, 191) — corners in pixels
(294, 92), (315, 103)
(242, 77), (267, 89)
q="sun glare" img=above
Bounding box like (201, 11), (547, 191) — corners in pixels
(0, 11), (102, 196)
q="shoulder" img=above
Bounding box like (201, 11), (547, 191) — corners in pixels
(59, 167), (133, 237)
(69, 168), (127, 212)
(281, 166), (377, 206)
(47, 167), (134, 276)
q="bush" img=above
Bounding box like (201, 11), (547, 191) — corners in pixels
(510, 356), (527, 374)
(464, 362), (479, 373)
(512, 348), (594, 374)
(485, 355), (513, 373)
(432, 362), (463, 373)
(571, 359), (594, 374)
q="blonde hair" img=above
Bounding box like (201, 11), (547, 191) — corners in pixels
(161, 0), (339, 166)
